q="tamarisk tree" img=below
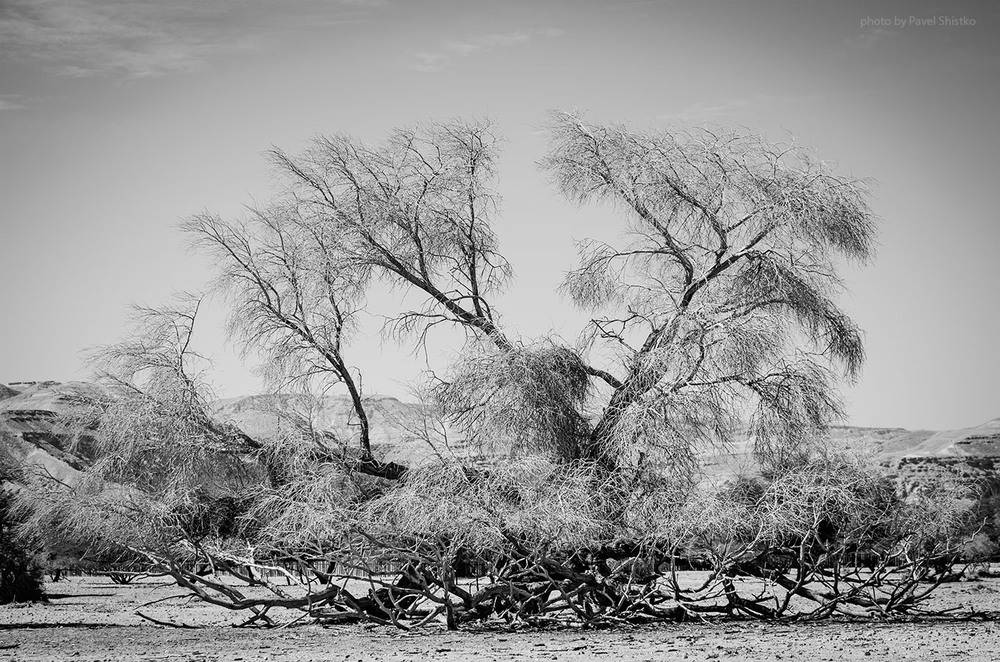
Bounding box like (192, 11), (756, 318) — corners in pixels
(25, 115), (966, 631)
(187, 114), (874, 473)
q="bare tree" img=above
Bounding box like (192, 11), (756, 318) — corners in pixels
(183, 119), (517, 477)
(79, 294), (260, 493)
(541, 113), (876, 470)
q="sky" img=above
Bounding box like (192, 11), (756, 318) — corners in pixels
(0, 0), (997, 431)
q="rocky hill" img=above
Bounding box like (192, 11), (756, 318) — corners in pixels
(2, 381), (997, 495)
(700, 419), (1000, 494)
(0, 381), (100, 486)
(849, 420), (1000, 494)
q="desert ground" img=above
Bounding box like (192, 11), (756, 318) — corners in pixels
(1, 574), (998, 661)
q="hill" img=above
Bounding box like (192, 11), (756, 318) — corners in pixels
(701, 420), (1000, 493)
(0, 383), (19, 401)
(211, 392), (476, 467)
(0, 381), (101, 486)
(0, 382), (103, 481)
(2, 381), (997, 494)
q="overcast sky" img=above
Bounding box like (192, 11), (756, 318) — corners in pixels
(1, 0), (997, 430)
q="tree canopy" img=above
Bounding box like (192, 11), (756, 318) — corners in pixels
(542, 114), (875, 469)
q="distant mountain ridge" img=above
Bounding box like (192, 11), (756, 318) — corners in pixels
(2, 381), (997, 494)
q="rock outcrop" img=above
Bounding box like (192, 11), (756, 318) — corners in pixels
(0, 382), (98, 486)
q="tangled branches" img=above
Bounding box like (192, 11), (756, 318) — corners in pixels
(28, 448), (974, 629)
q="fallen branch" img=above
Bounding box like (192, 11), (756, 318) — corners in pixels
(135, 611), (201, 629)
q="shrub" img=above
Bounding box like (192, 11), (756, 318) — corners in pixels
(0, 487), (46, 603)
(24, 443), (974, 627)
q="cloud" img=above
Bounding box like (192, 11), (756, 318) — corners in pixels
(0, 93), (52, 111)
(0, 0), (269, 79)
(406, 27), (565, 72)
(0, 96), (25, 111)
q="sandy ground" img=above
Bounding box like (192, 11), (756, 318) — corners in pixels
(1, 575), (999, 661)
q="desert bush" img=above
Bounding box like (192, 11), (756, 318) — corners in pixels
(30, 443), (971, 627)
(0, 487), (46, 603)
(964, 477), (1000, 562)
